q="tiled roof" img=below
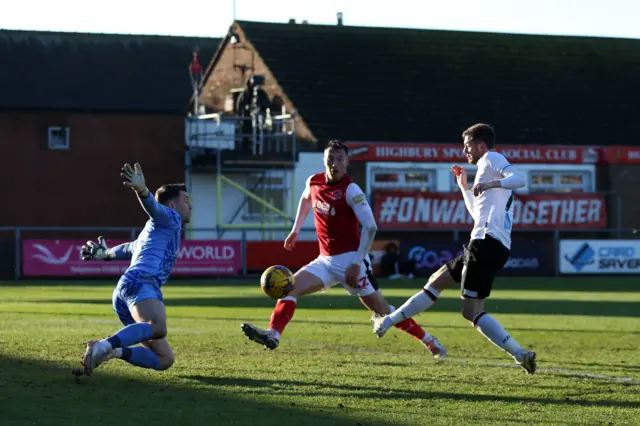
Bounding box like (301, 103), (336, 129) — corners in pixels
(0, 29), (220, 113)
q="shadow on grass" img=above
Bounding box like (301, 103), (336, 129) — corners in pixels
(185, 375), (640, 410)
(0, 354), (389, 426)
(4, 276), (640, 292)
(45, 295), (640, 317)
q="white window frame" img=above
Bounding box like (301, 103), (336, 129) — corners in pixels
(528, 170), (593, 193)
(48, 126), (70, 150)
(244, 171), (288, 221)
(369, 164), (437, 192)
(366, 161), (596, 195)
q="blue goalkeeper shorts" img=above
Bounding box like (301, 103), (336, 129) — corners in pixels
(112, 270), (164, 326)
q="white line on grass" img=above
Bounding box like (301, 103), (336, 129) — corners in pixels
(81, 318), (640, 385)
(439, 357), (640, 384)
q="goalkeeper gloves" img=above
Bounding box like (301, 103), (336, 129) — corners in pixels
(81, 236), (111, 261)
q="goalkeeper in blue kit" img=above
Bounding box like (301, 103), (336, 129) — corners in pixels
(79, 163), (192, 375)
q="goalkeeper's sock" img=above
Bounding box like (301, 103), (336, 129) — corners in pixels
(118, 347), (162, 370)
(268, 296), (297, 337)
(106, 323), (154, 349)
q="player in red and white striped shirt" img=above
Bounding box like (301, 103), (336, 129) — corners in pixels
(241, 140), (446, 357)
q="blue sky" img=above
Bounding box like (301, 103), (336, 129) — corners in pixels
(1, 0), (638, 40)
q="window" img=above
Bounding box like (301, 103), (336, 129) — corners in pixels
(373, 172), (400, 184)
(528, 171), (592, 193)
(372, 169), (435, 190)
(531, 174), (554, 185)
(48, 126), (70, 150)
(246, 173), (287, 219)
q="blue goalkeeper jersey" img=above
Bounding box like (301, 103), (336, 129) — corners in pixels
(124, 194), (182, 285)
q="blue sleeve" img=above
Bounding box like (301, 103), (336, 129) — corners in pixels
(108, 241), (136, 261)
(138, 193), (181, 227)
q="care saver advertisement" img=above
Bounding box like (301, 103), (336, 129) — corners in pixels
(384, 233), (551, 277)
(559, 240), (640, 274)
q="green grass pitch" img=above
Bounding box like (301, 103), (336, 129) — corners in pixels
(0, 277), (638, 425)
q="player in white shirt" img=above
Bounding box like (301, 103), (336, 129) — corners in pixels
(371, 123), (537, 374)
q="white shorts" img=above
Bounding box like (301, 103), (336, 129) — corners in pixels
(299, 251), (378, 297)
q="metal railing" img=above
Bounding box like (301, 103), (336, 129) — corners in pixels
(185, 113), (297, 155)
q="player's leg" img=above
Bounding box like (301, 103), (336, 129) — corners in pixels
(140, 339), (175, 370)
(371, 258), (460, 339)
(460, 239), (536, 374)
(354, 258), (446, 357)
(83, 273), (165, 374)
(241, 258), (330, 350)
(93, 300), (170, 372)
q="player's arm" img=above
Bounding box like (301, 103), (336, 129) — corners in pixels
(136, 189), (180, 226)
(452, 165), (475, 216)
(81, 237), (136, 261)
(121, 163), (179, 226)
(106, 241), (136, 260)
(460, 188), (475, 216)
(284, 177), (312, 250)
(487, 153), (526, 190)
(290, 176), (313, 234)
(472, 153), (526, 196)
(346, 183), (378, 265)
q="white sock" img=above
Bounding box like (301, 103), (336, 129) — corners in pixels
(113, 348), (123, 358)
(387, 287), (438, 326)
(474, 313), (524, 361)
(387, 305), (433, 343)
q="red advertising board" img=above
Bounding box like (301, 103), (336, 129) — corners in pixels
(602, 146), (640, 164)
(246, 241), (320, 272)
(22, 239), (241, 277)
(373, 191), (607, 229)
(348, 142), (601, 164)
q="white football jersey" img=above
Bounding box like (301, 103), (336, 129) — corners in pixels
(470, 152), (515, 249)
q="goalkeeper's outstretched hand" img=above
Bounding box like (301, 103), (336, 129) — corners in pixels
(81, 236), (110, 261)
(121, 162), (148, 196)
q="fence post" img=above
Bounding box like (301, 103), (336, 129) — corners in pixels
(616, 193), (622, 239)
(553, 229), (559, 277)
(130, 228), (136, 240)
(241, 229), (247, 277)
(14, 228), (21, 280)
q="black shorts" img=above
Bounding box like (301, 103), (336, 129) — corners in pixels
(445, 235), (510, 299)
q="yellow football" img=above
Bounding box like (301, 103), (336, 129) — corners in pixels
(260, 265), (295, 299)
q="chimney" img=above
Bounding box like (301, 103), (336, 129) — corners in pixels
(288, 18), (295, 24)
(337, 12), (343, 26)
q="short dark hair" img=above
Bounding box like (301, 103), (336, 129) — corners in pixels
(325, 139), (349, 155)
(462, 123), (495, 149)
(155, 183), (187, 205)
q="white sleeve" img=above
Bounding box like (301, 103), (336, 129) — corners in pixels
(461, 189), (475, 217)
(346, 183), (377, 264)
(487, 153), (525, 189)
(291, 176), (313, 233)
